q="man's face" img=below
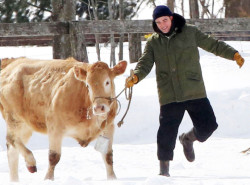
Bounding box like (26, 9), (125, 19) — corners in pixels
(155, 16), (173, 33)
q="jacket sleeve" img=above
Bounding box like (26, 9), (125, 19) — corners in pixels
(133, 39), (155, 83)
(195, 27), (237, 60)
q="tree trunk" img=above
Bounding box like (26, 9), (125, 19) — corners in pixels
(181, 0), (185, 16)
(149, 0), (157, 8)
(70, 22), (89, 62)
(90, 0), (101, 61)
(225, 0), (250, 18)
(119, 0), (124, 61)
(167, 0), (175, 12)
(52, 0), (75, 59)
(129, 33), (141, 63)
(108, 0), (116, 67)
(211, 0), (214, 17)
(189, 0), (199, 18)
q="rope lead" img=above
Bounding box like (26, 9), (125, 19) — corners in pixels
(117, 69), (134, 127)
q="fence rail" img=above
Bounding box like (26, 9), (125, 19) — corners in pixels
(0, 18), (249, 46)
(1, 18), (249, 36)
(1, 31), (249, 47)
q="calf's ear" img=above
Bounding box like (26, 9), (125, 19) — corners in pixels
(112, 60), (127, 76)
(73, 66), (87, 81)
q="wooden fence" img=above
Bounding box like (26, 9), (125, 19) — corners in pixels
(0, 18), (250, 63)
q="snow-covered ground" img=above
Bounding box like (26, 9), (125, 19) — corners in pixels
(0, 40), (250, 184)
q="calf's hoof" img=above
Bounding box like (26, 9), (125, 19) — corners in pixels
(44, 173), (55, 181)
(107, 174), (117, 180)
(10, 176), (19, 182)
(27, 166), (37, 173)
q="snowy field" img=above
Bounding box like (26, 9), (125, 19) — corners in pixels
(0, 41), (250, 185)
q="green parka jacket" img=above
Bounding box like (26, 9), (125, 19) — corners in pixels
(134, 14), (237, 106)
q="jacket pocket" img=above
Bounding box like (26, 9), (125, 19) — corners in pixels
(157, 72), (169, 87)
(185, 71), (200, 81)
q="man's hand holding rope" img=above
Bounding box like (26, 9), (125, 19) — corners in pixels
(125, 74), (138, 88)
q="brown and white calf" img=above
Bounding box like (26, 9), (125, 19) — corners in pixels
(0, 57), (127, 181)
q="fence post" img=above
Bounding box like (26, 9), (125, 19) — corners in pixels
(129, 33), (142, 63)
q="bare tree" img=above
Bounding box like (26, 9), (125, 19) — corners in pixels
(167, 0), (175, 12)
(89, 0), (101, 61)
(225, 0), (250, 18)
(119, 0), (124, 61)
(211, 0), (214, 17)
(181, 0), (185, 16)
(129, 1), (145, 18)
(108, 0), (116, 67)
(189, 0), (199, 18)
(199, 0), (226, 19)
(199, 0), (211, 18)
(147, 0), (157, 8)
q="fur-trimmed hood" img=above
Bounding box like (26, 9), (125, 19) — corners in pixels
(152, 13), (186, 35)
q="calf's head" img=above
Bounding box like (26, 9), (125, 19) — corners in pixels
(74, 61), (127, 115)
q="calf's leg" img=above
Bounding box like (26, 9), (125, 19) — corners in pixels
(7, 143), (19, 182)
(102, 150), (116, 179)
(101, 123), (116, 179)
(15, 140), (37, 173)
(45, 134), (62, 180)
(6, 128), (35, 181)
(15, 129), (37, 173)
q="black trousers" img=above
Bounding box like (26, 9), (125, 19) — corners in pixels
(157, 98), (218, 161)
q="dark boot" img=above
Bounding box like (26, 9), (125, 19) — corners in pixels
(159, 160), (170, 177)
(179, 128), (197, 162)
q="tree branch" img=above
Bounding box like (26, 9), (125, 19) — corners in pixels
(25, 1), (52, 13)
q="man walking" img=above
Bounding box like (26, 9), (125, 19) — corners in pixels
(126, 5), (245, 176)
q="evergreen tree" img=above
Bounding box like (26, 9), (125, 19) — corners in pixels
(0, 0), (139, 23)
(76, 0), (138, 20)
(29, 0), (52, 22)
(0, 0), (51, 23)
(0, 0), (29, 23)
